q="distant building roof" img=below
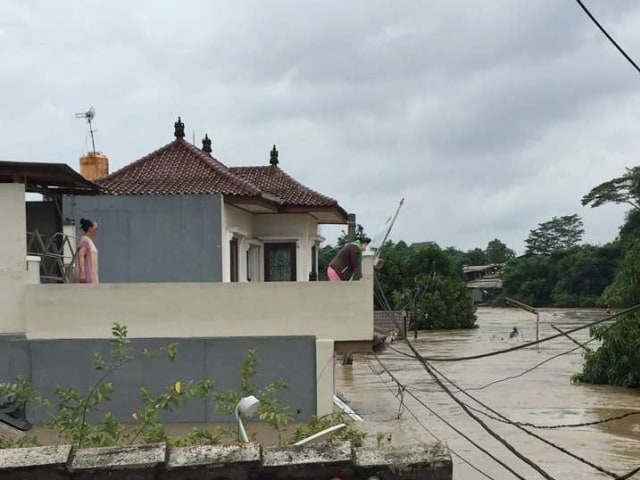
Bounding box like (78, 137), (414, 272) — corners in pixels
(462, 264), (504, 274)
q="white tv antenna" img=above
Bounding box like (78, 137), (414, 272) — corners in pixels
(75, 106), (97, 152)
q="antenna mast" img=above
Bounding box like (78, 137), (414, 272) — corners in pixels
(75, 106), (97, 152)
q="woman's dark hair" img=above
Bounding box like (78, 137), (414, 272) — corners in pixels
(358, 235), (372, 244)
(79, 218), (94, 233)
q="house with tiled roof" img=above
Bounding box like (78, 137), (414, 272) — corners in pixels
(1, 118), (373, 425)
(64, 117), (348, 283)
(0, 119), (373, 425)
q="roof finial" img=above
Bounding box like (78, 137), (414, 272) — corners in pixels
(202, 134), (212, 154)
(174, 116), (185, 139)
(270, 144), (279, 166)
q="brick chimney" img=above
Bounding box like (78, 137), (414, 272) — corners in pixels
(79, 152), (109, 181)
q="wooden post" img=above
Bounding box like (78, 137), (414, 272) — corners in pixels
(403, 310), (408, 339)
(347, 213), (356, 242)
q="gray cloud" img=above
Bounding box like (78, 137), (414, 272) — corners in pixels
(2, 0), (640, 254)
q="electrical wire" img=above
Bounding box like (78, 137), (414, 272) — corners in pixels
(439, 310), (633, 391)
(377, 345), (640, 479)
(376, 298), (629, 475)
(372, 274), (640, 477)
(463, 402), (640, 430)
(363, 356), (498, 480)
(416, 305), (640, 362)
(574, 0), (640, 75)
(401, 342), (559, 480)
(375, 275), (639, 364)
(466, 343), (587, 391)
(371, 354), (530, 480)
(617, 464), (640, 480)
(424, 362), (619, 478)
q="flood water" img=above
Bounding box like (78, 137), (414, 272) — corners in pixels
(336, 307), (640, 479)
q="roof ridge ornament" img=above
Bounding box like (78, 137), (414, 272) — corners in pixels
(270, 144), (279, 166)
(174, 116), (185, 139)
(202, 134), (212, 154)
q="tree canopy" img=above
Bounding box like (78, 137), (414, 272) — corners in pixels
(485, 238), (515, 264)
(581, 166), (640, 210)
(524, 214), (584, 255)
(574, 169), (640, 387)
(375, 241), (476, 329)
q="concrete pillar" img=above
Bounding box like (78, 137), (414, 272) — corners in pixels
(0, 183), (28, 334)
(0, 183), (26, 271)
(315, 339), (335, 416)
(362, 250), (374, 281)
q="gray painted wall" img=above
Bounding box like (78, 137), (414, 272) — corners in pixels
(0, 336), (316, 424)
(62, 195), (223, 282)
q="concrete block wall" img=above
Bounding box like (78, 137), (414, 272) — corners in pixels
(0, 441), (453, 480)
(0, 336), (317, 423)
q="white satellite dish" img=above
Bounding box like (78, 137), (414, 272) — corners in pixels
(75, 106), (95, 122)
(75, 106), (97, 152)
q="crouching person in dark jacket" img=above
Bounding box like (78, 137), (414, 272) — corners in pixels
(327, 236), (371, 281)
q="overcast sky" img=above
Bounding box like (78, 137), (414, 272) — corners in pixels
(2, 1), (640, 253)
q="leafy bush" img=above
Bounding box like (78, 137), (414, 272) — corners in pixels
(415, 276), (476, 329)
(377, 241), (476, 329)
(0, 324), (364, 449)
(573, 313), (640, 387)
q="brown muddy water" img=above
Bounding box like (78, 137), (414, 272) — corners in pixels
(337, 307), (640, 479)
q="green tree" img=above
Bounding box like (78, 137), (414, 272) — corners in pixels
(464, 248), (488, 266)
(575, 313), (640, 387)
(485, 238), (515, 264)
(524, 214), (584, 255)
(410, 243), (459, 279)
(376, 242), (476, 328)
(415, 275), (476, 329)
(443, 246), (467, 272)
(502, 255), (555, 307)
(581, 166), (640, 209)
(550, 244), (619, 307)
(574, 170), (640, 387)
(618, 209), (640, 247)
(601, 239), (640, 308)
(373, 240), (414, 310)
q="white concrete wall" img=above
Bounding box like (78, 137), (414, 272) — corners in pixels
(0, 184), (30, 334)
(1, 184), (26, 271)
(24, 279), (373, 340)
(315, 339), (335, 416)
(223, 204), (256, 282)
(19, 244), (374, 417)
(221, 205), (322, 282)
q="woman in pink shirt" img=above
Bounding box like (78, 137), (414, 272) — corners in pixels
(75, 218), (99, 284)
